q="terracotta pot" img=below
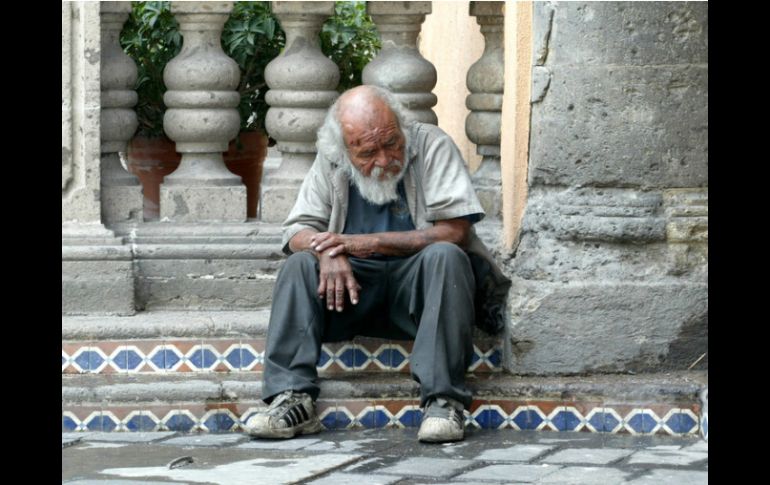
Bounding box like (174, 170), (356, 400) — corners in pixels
(127, 132), (268, 221)
(223, 131), (268, 219)
(126, 136), (181, 221)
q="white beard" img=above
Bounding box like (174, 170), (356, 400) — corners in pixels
(347, 158), (408, 205)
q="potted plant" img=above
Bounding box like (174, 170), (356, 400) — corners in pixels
(120, 1), (183, 221)
(120, 1), (282, 220)
(120, 1), (379, 221)
(221, 1), (284, 219)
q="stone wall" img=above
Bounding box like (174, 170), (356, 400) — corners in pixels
(504, 2), (707, 374)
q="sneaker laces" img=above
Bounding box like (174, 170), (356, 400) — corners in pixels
(265, 391), (311, 427)
(424, 397), (464, 425)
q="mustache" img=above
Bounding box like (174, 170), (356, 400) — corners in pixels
(370, 160), (403, 179)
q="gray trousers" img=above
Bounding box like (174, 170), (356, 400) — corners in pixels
(262, 242), (475, 408)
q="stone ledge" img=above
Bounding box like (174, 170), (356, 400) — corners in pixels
(62, 310), (272, 340)
(62, 371), (706, 406)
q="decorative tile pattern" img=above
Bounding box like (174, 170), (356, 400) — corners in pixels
(62, 338), (501, 375)
(62, 400), (703, 436)
(661, 408), (699, 435)
(584, 408), (624, 433)
(547, 406), (586, 432)
(624, 408), (662, 435)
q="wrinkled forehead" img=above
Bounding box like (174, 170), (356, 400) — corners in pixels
(339, 102), (402, 148)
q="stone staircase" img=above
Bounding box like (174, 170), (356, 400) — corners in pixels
(62, 310), (707, 440)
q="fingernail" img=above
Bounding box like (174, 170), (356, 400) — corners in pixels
(352, 299), (358, 304)
(337, 307), (343, 312)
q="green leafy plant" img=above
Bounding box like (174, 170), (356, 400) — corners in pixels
(222, 1), (285, 134)
(321, 1), (381, 92)
(120, 1), (379, 139)
(119, 1), (182, 138)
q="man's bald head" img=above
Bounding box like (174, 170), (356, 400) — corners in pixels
(336, 85), (395, 132)
(315, 86), (413, 205)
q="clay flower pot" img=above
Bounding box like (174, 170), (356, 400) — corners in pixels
(126, 135), (181, 221)
(127, 131), (268, 221)
(223, 130), (268, 219)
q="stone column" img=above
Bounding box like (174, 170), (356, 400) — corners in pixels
(259, 1), (339, 223)
(506, 2), (708, 375)
(466, 1), (504, 246)
(160, 1), (245, 222)
(363, 1), (437, 125)
(63, 1), (134, 315)
(100, 1), (142, 224)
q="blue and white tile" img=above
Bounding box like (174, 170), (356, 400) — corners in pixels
(123, 410), (161, 432)
(547, 406), (586, 432)
(394, 405), (422, 428)
(509, 405), (548, 431)
(356, 405), (394, 429)
(199, 408), (240, 432)
(108, 345), (147, 373)
(584, 407), (622, 433)
(661, 408), (699, 436)
(185, 343), (221, 372)
(238, 342), (264, 371)
(70, 347), (110, 373)
(624, 408), (662, 435)
(162, 410), (199, 433)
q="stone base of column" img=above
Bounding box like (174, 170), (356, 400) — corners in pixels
(109, 222), (284, 311)
(259, 184), (302, 223)
(472, 154), (502, 220)
(474, 186), (503, 223)
(62, 223), (135, 315)
(101, 185), (143, 224)
(258, 149), (315, 223)
(502, 187), (708, 375)
(160, 186), (247, 223)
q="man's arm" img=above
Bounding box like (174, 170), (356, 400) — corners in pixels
(309, 218), (471, 259)
(289, 229), (361, 313)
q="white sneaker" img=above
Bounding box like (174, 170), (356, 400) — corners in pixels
(417, 396), (465, 443)
(244, 390), (322, 439)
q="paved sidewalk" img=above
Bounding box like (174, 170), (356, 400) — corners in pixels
(62, 428), (707, 484)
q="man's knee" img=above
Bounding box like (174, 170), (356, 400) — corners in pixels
(421, 242), (470, 267)
(280, 251), (317, 278)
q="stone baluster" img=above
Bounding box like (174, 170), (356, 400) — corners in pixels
(63, 1), (135, 315)
(259, 1), (339, 223)
(100, 1), (142, 224)
(363, 1), (437, 125)
(160, 1), (245, 222)
(466, 1), (504, 227)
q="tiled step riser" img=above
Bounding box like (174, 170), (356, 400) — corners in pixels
(61, 338), (502, 375)
(61, 400), (701, 436)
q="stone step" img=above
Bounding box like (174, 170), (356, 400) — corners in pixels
(61, 370), (707, 438)
(62, 311), (503, 376)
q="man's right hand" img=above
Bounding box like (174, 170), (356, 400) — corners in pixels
(317, 251), (360, 312)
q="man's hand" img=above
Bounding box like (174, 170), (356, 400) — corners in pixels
(311, 232), (376, 258)
(317, 251), (361, 312)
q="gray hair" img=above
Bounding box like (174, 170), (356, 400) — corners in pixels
(316, 86), (412, 167)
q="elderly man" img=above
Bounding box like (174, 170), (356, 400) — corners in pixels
(245, 85), (509, 443)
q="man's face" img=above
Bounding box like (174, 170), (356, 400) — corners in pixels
(341, 107), (406, 181)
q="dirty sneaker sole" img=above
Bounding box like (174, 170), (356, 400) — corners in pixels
(417, 430), (464, 443)
(247, 417), (323, 439)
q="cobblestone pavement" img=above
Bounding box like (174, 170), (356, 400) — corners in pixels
(62, 428), (707, 484)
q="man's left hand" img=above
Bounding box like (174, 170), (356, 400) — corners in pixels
(310, 232), (375, 258)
